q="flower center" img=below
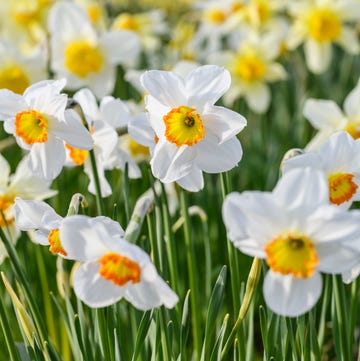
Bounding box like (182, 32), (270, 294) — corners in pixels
(233, 54), (266, 82)
(65, 144), (89, 166)
(344, 120), (360, 139)
(307, 8), (341, 42)
(64, 40), (103, 78)
(48, 229), (67, 256)
(112, 13), (139, 31)
(205, 9), (227, 24)
(328, 173), (358, 205)
(11, 2), (39, 25)
(15, 110), (48, 144)
(87, 4), (102, 25)
(247, 0), (270, 24)
(163, 106), (205, 147)
(265, 232), (319, 278)
(0, 194), (15, 227)
(0, 64), (29, 94)
(98, 252), (141, 286)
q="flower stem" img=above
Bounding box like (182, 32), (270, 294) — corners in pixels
(220, 257), (261, 360)
(179, 189), (201, 360)
(89, 149), (105, 215)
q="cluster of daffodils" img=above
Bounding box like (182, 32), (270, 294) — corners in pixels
(14, 198), (178, 310)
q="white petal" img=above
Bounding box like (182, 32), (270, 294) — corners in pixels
(282, 153), (323, 174)
(273, 168), (329, 209)
(336, 27), (359, 54)
(0, 90), (27, 120)
(202, 105), (247, 143)
(57, 109), (94, 149)
(100, 30), (141, 67)
(303, 99), (345, 130)
(342, 263), (360, 284)
(60, 215), (120, 262)
(263, 271), (322, 317)
(0, 154), (10, 187)
(27, 138), (66, 181)
(264, 63), (287, 82)
(150, 141), (195, 183)
(73, 88), (100, 124)
(195, 135), (243, 173)
(344, 79), (360, 119)
(73, 262), (125, 308)
(245, 83), (270, 114)
(140, 70), (186, 108)
(100, 97), (131, 128)
(176, 166), (204, 192)
(185, 65), (231, 107)
(84, 158), (112, 197)
(14, 198), (55, 230)
(304, 39), (332, 74)
(125, 263), (178, 310)
(128, 113), (155, 148)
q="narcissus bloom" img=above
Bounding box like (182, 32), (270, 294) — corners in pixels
(304, 79), (360, 150)
(60, 215), (179, 309)
(287, 0), (360, 73)
(210, 31), (287, 113)
(223, 168), (360, 317)
(14, 198), (68, 257)
(0, 155), (57, 263)
(283, 132), (360, 208)
(0, 79), (93, 180)
(48, 2), (141, 97)
(140, 65), (247, 191)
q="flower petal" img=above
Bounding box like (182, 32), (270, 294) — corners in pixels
(263, 271), (322, 317)
(304, 40), (332, 74)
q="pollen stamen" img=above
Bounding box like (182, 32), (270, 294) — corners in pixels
(265, 232), (319, 278)
(48, 229), (67, 256)
(15, 109), (49, 144)
(328, 173), (358, 205)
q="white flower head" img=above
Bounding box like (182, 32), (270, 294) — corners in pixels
(287, 0), (360, 73)
(60, 215), (179, 310)
(304, 78), (360, 150)
(0, 79), (93, 180)
(223, 168), (360, 317)
(140, 64), (247, 191)
(0, 156), (57, 264)
(14, 198), (68, 258)
(48, 2), (141, 97)
(283, 131), (360, 209)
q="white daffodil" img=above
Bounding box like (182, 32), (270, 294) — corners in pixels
(283, 132), (360, 209)
(0, 79), (93, 180)
(0, 155), (57, 263)
(209, 31), (287, 113)
(287, 0), (360, 73)
(304, 78), (360, 150)
(59, 215), (179, 310)
(48, 2), (141, 97)
(222, 168), (360, 317)
(140, 64), (247, 191)
(14, 198), (68, 257)
(111, 9), (168, 53)
(66, 88), (121, 197)
(0, 41), (47, 94)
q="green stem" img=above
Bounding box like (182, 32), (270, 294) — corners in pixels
(220, 172), (240, 313)
(89, 149), (105, 215)
(179, 190), (201, 360)
(220, 257), (261, 360)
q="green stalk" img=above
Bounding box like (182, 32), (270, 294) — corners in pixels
(89, 149), (105, 215)
(0, 286), (21, 361)
(180, 190), (201, 360)
(220, 172), (240, 313)
(220, 257), (261, 360)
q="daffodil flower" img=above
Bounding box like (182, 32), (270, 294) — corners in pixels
(14, 198), (68, 257)
(223, 168), (360, 317)
(59, 215), (179, 310)
(0, 79), (93, 180)
(48, 2), (141, 97)
(304, 78), (360, 150)
(140, 64), (247, 191)
(0, 155), (57, 263)
(287, 0), (360, 73)
(283, 131), (360, 209)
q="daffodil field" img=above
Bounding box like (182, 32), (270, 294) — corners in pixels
(2, 1), (360, 360)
